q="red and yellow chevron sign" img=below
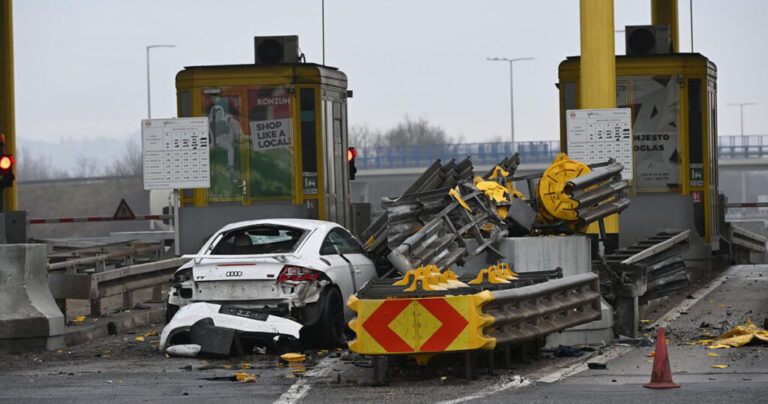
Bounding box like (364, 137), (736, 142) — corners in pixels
(347, 292), (496, 355)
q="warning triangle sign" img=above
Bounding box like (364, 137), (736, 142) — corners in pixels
(113, 198), (136, 220)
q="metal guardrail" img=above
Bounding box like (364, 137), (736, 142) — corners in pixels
(728, 224), (767, 253)
(484, 272), (601, 345)
(354, 136), (768, 170)
(49, 257), (186, 318)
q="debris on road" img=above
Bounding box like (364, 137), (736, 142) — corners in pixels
(166, 344), (202, 357)
(706, 319), (768, 348)
(160, 302), (302, 357)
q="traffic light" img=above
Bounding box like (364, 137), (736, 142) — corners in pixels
(347, 147), (357, 180)
(0, 154), (13, 188)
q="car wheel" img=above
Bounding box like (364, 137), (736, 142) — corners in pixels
(301, 287), (346, 348)
(165, 302), (179, 324)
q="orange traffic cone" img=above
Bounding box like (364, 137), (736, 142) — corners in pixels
(643, 327), (680, 389)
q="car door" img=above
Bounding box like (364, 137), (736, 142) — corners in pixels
(334, 228), (377, 289)
(319, 230), (357, 313)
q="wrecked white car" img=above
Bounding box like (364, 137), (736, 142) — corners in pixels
(162, 219), (377, 353)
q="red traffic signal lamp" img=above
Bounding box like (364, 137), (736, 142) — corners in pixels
(347, 147), (357, 180)
(0, 154), (14, 188)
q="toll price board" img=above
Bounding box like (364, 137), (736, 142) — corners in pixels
(142, 118), (211, 190)
(565, 108), (633, 180)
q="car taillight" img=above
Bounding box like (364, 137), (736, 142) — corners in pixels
(278, 265), (320, 282)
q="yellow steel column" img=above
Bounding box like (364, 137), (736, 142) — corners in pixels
(651, 0), (679, 52)
(0, 0), (17, 211)
(579, 0), (616, 109)
(579, 0), (618, 238)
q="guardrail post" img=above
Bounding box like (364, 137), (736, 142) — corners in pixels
(616, 296), (638, 338)
(122, 290), (133, 310)
(151, 285), (163, 302)
(90, 298), (101, 317)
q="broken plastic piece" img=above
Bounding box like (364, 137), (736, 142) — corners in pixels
(280, 353), (306, 362)
(166, 344), (202, 357)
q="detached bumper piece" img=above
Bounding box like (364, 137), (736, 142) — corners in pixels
(160, 302), (302, 357)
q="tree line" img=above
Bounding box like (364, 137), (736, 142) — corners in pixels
(18, 139), (143, 181)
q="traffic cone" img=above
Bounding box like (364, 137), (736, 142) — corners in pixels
(643, 327), (680, 389)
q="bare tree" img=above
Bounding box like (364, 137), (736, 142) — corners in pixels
(349, 124), (384, 150)
(17, 147), (70, 181)
(107, 139), (142, 177)
(383, 115), (451, 146)
(72, 156), (102, 178)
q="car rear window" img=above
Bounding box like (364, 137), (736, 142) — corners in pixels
(211, 225), (306, 255)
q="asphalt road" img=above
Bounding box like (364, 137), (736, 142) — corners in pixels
(1, 265), (766, 403)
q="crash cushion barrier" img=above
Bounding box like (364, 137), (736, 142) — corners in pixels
(0, 244), (65, 350)
(347, 272), (600, 355)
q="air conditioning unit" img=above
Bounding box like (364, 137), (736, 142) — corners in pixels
(625, 25), (672, 56)
(254, 35), (300, 65)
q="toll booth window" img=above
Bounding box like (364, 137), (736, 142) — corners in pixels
(248, 87), (294, 198)
(300, 88), (318, 195)
(179, 92), (191, 117)
(203, 93), (244, 201)
(688, 79), (704, 187)
(628, 76), (680, 191)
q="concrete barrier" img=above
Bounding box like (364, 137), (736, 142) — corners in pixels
(0, 244), (65, 350)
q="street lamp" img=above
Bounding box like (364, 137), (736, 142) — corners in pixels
(487, 57), (534, 152)
(727, 102), (757, 137)
(146, 44), (176, 119)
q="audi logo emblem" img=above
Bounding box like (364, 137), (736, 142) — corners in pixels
(225, 271), (243, 277)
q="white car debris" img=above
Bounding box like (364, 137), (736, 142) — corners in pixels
(162, 219), (377, 354)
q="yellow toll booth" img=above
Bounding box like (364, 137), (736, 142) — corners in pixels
(558, 53), (720, 249)
(174, 41), (352, 252)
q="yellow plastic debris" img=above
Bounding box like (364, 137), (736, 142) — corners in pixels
(709, 319), (768, 348)
(134, 336), (145, 342)
(242, 363), (251, 369)
(640, 319), (651, 324)
(285, 374), (295, 379)
(141, 330), (158, 337)
(234, 372), (257, 383)
(280, 353), (306, 362)
(474, 176), (510, 203)
(73, 316), (86, 322)
(707, 352), (720, 357)
(708, 344), (732, 349)
(711, 365), (728, 369)
(489, 165), (509, 179)
(224, 365), (232, 369)
(364, 235), (375, 250)
(448, 187), (472, 212)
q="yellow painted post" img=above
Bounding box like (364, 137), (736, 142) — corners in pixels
(579, 0), (619, 237)
(651, 0), (679, 53)
(0, 0), (17, 211)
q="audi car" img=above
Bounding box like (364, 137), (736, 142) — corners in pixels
(165, 219), (377, 348)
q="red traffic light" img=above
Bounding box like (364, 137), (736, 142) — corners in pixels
(0, 155), (13, 170)
(347, 147), (357, 162)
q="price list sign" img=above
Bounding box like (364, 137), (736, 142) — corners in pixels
(142, 118), (210, 190)
(565, 108), (633, 181)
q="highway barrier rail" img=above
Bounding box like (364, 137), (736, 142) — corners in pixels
(46, 240), (186, 317)
(348, 266), (600, 356)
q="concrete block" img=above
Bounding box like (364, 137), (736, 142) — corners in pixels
(456, 235), (591, 276)
(546, 298), (614, 348)
(0, 244), (65, 350)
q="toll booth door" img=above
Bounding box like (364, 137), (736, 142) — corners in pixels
(323, 99), (349, 227)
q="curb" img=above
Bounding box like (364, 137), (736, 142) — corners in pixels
(63, 305), (165, 347)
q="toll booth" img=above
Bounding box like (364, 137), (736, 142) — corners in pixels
(174, 39), (351, 252)
(558, 53), (720, 251)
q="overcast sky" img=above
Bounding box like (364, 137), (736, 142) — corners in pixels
(12, 0), (768, 146)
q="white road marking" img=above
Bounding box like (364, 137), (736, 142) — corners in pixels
(652, 265), (736, 330)
(273, 356), (339, 404)
(436, 375), (531, 404)
(536, 265), (738, 384)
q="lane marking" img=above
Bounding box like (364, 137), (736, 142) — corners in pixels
(537, 265), (739, 385)
(652, 265), (737, 330)
(436, 375), (531, 404)
(273, 356), (339, 404)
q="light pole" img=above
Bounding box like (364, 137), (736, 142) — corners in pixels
(727, 102), (757, 136)
(146, 44), (175, 119)
(487, 57), (534, 152)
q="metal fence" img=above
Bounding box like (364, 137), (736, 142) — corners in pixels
(354, 136), (768, 170)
